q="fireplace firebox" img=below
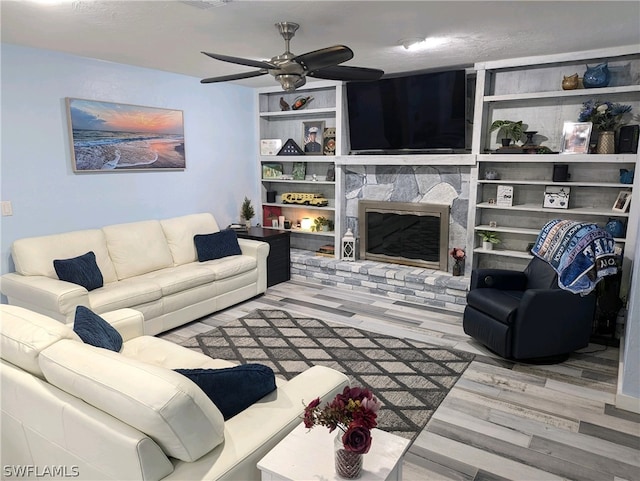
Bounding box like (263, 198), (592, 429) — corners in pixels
(358, 201), (449, 270)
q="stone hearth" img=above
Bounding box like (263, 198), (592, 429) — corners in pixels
(291, 249), (469, 312)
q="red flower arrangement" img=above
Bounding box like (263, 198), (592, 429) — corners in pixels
(449, 247), (466, 261)
(303, 386), (381, 454)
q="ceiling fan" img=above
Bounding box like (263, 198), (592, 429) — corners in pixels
(201, 22), (384, 91)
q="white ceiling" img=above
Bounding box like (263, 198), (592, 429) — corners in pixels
(2, 0), (639, 89)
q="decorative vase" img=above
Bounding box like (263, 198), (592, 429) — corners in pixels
(334, 434), (363, 479)
(452, 259), (464, 277)
(245, 220), (251, 229)
(562, 73), (579, 90)
(597, 131), (616, 154)
(583, 62), (610, 89)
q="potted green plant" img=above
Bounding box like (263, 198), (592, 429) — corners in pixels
(240, 197), (255, 229)
(313, 216), (333, 232)
(490, 120), (525, 147)
(479, 231), (501, 250)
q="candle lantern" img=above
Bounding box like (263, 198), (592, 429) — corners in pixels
(342, 228), (356, 261)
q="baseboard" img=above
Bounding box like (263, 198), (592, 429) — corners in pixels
(615, 392), (640, 414)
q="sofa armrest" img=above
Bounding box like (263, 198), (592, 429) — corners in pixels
(100, 308), (145, 342)
(237, 238), (270, 259)
(0, 273), (89, 321)
(470, 268), (527, 291)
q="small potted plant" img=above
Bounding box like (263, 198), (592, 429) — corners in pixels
(479, 231), (501, 250)
(313, 216), (334, 232)
(240, 197), (255, 229)
(490, 120), (525, 147)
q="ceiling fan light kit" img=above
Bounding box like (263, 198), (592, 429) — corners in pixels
(201, 21), (384, 91)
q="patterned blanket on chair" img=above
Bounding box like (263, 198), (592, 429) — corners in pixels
(531, 219), (618, 294)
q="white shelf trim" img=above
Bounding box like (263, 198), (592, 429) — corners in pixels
(484, 84), (640, 103)
(260, 156), (336, 163)
(473, 247), (533, 259)
(478, 180), (630, 188)
(336, 153), (475, 166)
(261, 179), (335, 185)
(477, 154), (637, 163)
(477, 202), (630, 217)
(263, 202), (335, 212)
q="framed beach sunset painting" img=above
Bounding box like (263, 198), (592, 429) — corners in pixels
(66, 98), (185, 172)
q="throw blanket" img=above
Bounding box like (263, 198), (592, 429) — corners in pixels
(531, 219), (618, 294)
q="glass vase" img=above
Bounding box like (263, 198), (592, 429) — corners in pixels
(334, 433), (363, 479)
(452, 259), (464, 277)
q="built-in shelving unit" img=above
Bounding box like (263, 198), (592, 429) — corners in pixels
(467, 46), (639, 297)
(256, 81), (343, 254)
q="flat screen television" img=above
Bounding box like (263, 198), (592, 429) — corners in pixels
(346, 70), (467, 153)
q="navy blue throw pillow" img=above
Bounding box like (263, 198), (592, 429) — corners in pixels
(174, 364), (276, 420)
(73, 306), (123, 352)
(194, 230), (242, 262)
(53, 251), (103, 291)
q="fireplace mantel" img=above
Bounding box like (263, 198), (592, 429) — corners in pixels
(335, 153), (476, 166)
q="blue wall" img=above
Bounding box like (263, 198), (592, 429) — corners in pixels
(0, 44), (258, 276)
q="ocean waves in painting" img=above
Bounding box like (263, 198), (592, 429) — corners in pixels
(72, 130), (185, 170)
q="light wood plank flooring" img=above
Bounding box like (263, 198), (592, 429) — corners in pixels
(159, 280), (640, 481)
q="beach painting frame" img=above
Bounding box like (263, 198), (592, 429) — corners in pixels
(66, 98), (186, 172)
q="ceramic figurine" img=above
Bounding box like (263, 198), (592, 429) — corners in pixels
(562, 73), (579, 90)
(583, 62), (610, 89)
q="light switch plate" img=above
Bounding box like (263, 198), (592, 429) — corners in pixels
(1, 201), (13, 216)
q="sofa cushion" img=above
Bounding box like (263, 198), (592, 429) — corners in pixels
(136, 264), (216, 296)
(102, 220), (174, 280)
(39, 339), (225, 462)
(202, 255), (257, 281)
(175, 364), (277, 420)
(194, 230), (242, 262)
(87, 277), (162, 313)
(0, 305), (81, 378)
(54, 251), (104, 291)
(161, 213), (220, 266)
(73, 306), (123, 352)
(11, 229), (118, 283)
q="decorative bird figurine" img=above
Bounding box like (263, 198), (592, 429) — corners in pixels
(279, 97), (290, 111)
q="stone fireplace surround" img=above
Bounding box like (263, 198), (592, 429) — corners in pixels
(290, 164), (471, 311)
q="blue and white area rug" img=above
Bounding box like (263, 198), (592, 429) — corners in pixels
(181, 309), (474, 441)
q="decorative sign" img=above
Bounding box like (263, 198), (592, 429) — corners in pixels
(543, 186), (570, 209)
(496, 185), (514, 207)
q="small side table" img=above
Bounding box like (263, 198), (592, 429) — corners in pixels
(257, 423), (410, 481)
(236, 227), (290, 287)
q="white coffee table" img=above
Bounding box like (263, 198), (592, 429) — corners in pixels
(258, 423), (410, 481)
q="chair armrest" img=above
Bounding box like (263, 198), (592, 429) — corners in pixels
(470, 269), (527, 291)
(100, 309), (145, 342)
(513, 289), (596, 359)
(0, 273), (89, 320)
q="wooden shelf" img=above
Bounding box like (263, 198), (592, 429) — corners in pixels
(259, 107), (336, 121)
(476, 202), (630, 217)
(484, 84), (640, 103)
(473, 247), (533, 259)
(478, 179), (630, 188)
(260, 156), (336, 163)
(261, 226), (335, 237)
(477, 154), (637, 164)
(263, 202), (335, 212)
(474, 225), (627, 243)
(262, 178), (335, 185)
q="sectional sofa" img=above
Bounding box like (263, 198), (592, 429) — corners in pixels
(0, 213), (269, 335)
(0, 304), (350, 480)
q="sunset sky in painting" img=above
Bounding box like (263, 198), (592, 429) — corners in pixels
(68, 99), (184, 134)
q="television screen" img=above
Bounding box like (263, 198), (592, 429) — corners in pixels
(346, 70), (467, 153)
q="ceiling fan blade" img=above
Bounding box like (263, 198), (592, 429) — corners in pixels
(308, 65), (384, 81)
(292, 45), (353, 72)
(200, 70), (268, 84)
(201, 51), (276, 70)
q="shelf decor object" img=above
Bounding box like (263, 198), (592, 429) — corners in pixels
(544, 186), (571, 209)
(496, 185), (514, 207)
(278, 139), (304, 156)
(561, 121), (592, 154)
(612, 191), (633, 213)
(302, 121), (325, 155)
(260, 139), (283, 156)
(342, 228), (356, 261)
(583, 62), (611, 89)
(262, 163), (284, 179)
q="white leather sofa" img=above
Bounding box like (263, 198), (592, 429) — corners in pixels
(0, 213), (269, 335)
(0, 305), (350, 480)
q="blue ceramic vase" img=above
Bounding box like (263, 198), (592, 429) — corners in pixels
(605, 218), (625, 238)
(583, 63), (610, 88)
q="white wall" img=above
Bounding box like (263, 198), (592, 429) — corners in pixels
(0, 44), (258, 277)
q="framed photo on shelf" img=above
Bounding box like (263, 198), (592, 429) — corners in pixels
(612, 191), (632, 213)
(496, 185), (513, 207)
(543, 186), (570, 209)
(561, 121), (592, 154)
(302, 121), (325, 155)
(262, 163), (283, 179)
(292, 162), (306, 180)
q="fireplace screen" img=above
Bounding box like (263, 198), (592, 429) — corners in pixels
(358, 201), (449, 270)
